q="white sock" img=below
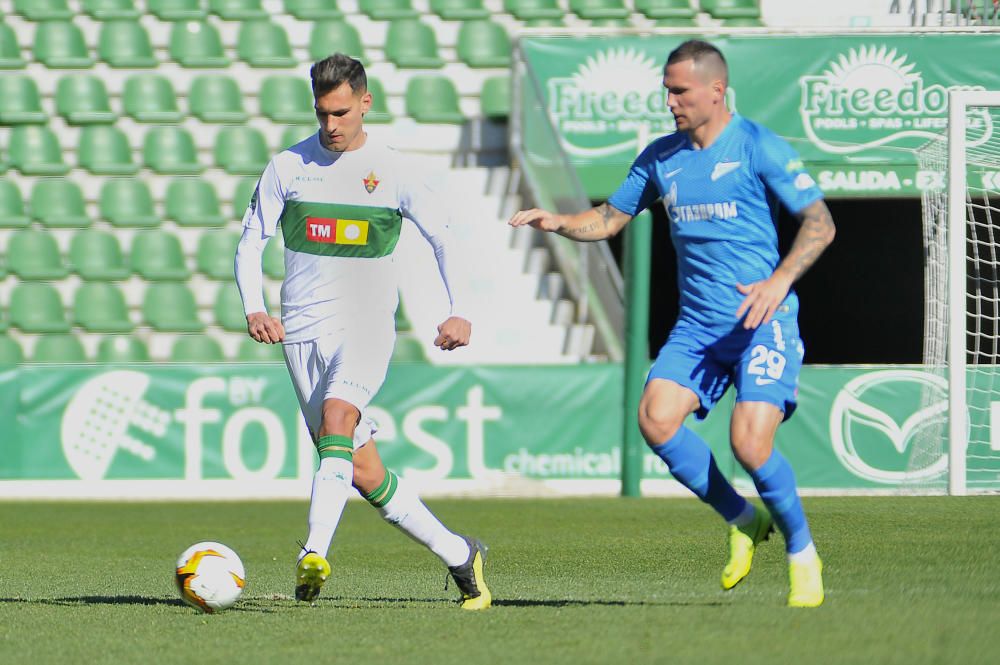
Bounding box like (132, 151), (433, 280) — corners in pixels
(300, 456), (354, 560)
(727, 502), (756, 527)
(788, 542), (819, 563)
(378, 478), (471, 568)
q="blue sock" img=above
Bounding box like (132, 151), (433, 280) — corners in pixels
(650, 426), (747, 522)
(750, 450), (812, 554)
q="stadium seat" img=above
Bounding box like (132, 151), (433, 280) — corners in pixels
(262, 233), (285, 279)
(98, 19), (157, 68)
(653, 15), (698, 26)
(405, 76), (465, 124)
(33, 20), (95, 69)
(385, 20), (445, 69)
(131, 230), (191, 281)
(8, 228), (68, 280)
(197, 230), (241, 279)
(214, 283), (257, 331)
(284, 0), (343, 19)
(260, 76), (315, 124)
(0, 181), (30, 228)
(280, 124), (317, 149)
(78, 126), (139, 175)
(365, 77), (393, 124)
(9, 126), (70, 175)
(209, 0), (267, 19)
(83, 0), (140, 19)
(480, 75), (511, 120)
(359, 0), (418, 20)
(69, 229), (130, 281)
(32, 335), (87, 363)
(633, 0), (695, 19)
(231, 177), (257, 219)
(0, 24), (26, 69)
(720, 16), (764, 26)
(503, 0), (563, 20)
(169, 20), (230, 67)
(123, 74), (183, 123)
(99, 178), (161, 227)
(236, 337), (284, 361)
(214, 126), (269, 175)
(237, 20), (296, 68)
(0, 337), (25, 365)
(74, 282), (135, 333)
(56, 75), (117, 125)
(143, 283), (204, 331)
(456, 20), (512, 68)
(143, 126), (203, 174)
(30, 179), (90, 228)
(391, 335), (427, 362)
(309, 19), (365, 63)
(699, 0), (760, 19)
(148, 0), (207, 20)
(14, 0), (73, 20)
(523, 15), (566, 26)
(0, 76), (48, 124)
(96, 336), (150, 362)
(170, 336), (224, 362)
(430, 0), (490, 20)
(166, 178), (227, 227)
(189, 75), (248, 123)
(10, 283), (71, 333)
(569, 0), (630, 20)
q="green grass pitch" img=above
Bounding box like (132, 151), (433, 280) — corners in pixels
(1, 497), (998, 664)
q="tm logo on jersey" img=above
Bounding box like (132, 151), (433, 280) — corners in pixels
(306, 217), (370, 245)
(363, 171), (380, 194)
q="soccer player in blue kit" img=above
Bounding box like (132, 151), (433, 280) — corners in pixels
(508, 39), (835, 607)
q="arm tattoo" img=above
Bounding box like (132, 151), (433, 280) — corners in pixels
(596, 203), (614, 234)
(565, 222), (601, 238)
(780, 200), (836, 283)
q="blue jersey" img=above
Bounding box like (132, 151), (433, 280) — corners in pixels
(608, 114), (824, 331)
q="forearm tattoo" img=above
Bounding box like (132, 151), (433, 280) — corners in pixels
(561, 204), (614, 240)
(782, 201), (836, 282)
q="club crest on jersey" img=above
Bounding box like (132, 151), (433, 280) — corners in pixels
(363, 171), (380, 194)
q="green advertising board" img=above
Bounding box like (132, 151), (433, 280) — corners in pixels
(1, 364), (998, 497)
(519, 32), (1000, 199)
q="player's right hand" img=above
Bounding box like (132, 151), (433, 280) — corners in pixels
(246, 311), (285, 344)
(508, 208), (563, 232)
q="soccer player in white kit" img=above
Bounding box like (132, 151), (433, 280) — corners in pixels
(234, 54), (490, 609)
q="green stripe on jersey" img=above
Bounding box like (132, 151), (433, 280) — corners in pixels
(281, 200), (403, 259)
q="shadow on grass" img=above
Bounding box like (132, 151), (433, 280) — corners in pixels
(0, 596), (277, 613)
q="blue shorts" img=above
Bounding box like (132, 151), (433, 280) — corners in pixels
(647, 316), (805, 421)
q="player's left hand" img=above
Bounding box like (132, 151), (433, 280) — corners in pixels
(735, 274), (793, 329)
(433, 316), (471, 351)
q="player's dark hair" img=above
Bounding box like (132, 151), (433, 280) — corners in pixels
(665, 39), (728, 85)
(310, 53), (368, 98)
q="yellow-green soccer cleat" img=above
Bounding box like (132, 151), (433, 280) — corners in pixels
(788, 556), (824, 608)
(721, 509), (774, 590)
(447, 537), (492, 610)
(295, 551), (331, 602)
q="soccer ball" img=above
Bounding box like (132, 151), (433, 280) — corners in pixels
(175, 541), (246, 613)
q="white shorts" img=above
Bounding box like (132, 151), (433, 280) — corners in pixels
(282, 322), (395, 449)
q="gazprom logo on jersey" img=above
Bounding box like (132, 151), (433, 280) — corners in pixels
(306, 217), (370, 245)
(829, 370), (949, 483)
(663, 181), (739, 223)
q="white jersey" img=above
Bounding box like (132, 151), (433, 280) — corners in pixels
(240, 132), (461, 343)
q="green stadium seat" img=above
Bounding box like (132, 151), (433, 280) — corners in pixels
(8, 228), (68, 280)
(69, 229), (130, 281)
(653, 15), (698, 26)
(262, 233), (285, 279)
(0, 24), (26, 69)
(0, 181), (30, 228)
(32, 335), (87, 363)
(166, 178), (227, 227)
(359, 0), (418, 20)
(456, 20), (511, 68)
(0, 76), (48, 124)
(169, 20), (230, 67)
(405, 76), (465, 124)
(430, 0), (489, 20)
(237, 20), (296, 68)
(480, 75), (510, 120)
(0, 337), (25, 365)
(98, 19), (157, 67)
(123, 74), (183, 123)
(391, 335), (427, 362)
(10, 126), (70, 175)
(189, 75), (248, 123)
(209, 0), (267, 19)
(15, 0), (73, 20)
(83, 0), (140, 19)
(30, 179), (90, 228)
(214, 126), (269, 175)
(100, 179), (161, 227)
(33, 21), (95, 68)
(365, 77), (393, 124)
(633, 0), (695, 19)
(10, 283), (70, 333)
(131, 230), (191, 281)
(74, 282), (135, 333)
(148, 0), (207, 20)
(720, 16), (764, 26)
(78, 126), (139, 175)
(143, 126), (203, 175)
(284, 0), (343, 19)
(308, 19), (365, 63)
(96, 336), (150, 362)
(56, 75), (117, 125)
(236, 337), (284, 361)
(143, 284), (204, 332)
(523, 16), (565, 26)
(232, 177), (258, 219)
(197, 230), (241, 279)
(503, 0), (563, 20)
(279, 125), (317, 149)
(699, 0), (760, 19)
(214, 282), (257, 331)
(569, 0), (629, 19)
(260, 76), (315, 124)
(385, 20), (444, 69)
(170, 336), (224, 362)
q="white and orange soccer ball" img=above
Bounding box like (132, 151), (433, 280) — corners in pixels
(175, 541), (246, 613)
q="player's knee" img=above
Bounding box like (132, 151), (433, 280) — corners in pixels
(730, 431), (772, 471)
(319, 399), (360, 437)
(638, 400), (683, 445)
